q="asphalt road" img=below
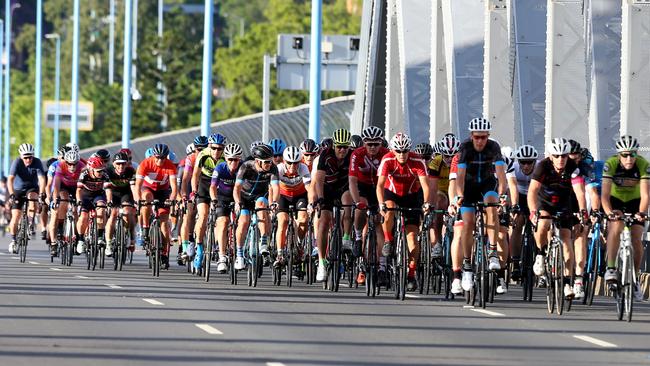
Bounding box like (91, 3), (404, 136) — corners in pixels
(0, 235), (649, 366)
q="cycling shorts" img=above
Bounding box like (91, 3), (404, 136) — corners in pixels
(196, 175), (212, 205)
(539, 203), (575, 230)
(12, 187), (39, 210)
(240, 195), (269, 216)
(141, 187), (172, 215)
(358, 182), (378, 207)
(610, 197), (644, 226)
(384, 189), (423, 227)
(215, 196), (234, 218)
(278, 193), (308, 213)
(110, 190), (135, 208)
(460, 177), (498, 214)
(320, 187), (349, 212)
(80, 191), (107, 212)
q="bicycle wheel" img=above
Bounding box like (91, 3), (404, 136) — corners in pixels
(18, 220), (28, 263)
(205, 227), (215, 282)
(99, 241), (106, 270)
(150, 224), (161, 277)
(624, 252), (634, 322)
(113, 220), (122, 271)
(488, 270), (496, 304)
(554, 244), (565, 315)
(251, 226), (260, 287)
(478, 239), (488, 309)
(442, 232), (453, 300)
(418, 227), (431, 295)
(286, 224), (294, 287)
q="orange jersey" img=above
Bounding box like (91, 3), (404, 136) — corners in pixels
(136, 157), (177, 191)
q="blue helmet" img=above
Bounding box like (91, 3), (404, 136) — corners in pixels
(208, 133), (226, 145)
(193, 135), (209, 149)
(268, 138), (286, 156)
(145, 148), (154, 158)
(169, 151), (177, 163)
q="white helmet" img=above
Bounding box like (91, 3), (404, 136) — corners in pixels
(282, 146), (302, 163)
(390, 133), (412, 151)
(65, 142), (79, 153)
(468, 117), (491, 132)
(438, 134), (460, 156)
(547, 138), (570, 155)
(615, 135), (639, 153)
(515, 145), (538, 160)
(224, 143), (243, 159)
(64, 150), (80, 164)
(18, 143), (35, 156)
(501, 146), (515, 159)
(185, 143), (195, 156)
(361, 126), (384, 141)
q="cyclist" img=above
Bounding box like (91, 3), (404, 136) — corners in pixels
(454, 118), (508, 292)
(313, 129), (354, 282)
(7, 144), (46, 254)
(50, 149), (84, 254)
(377, 132), (431, 291)
(274, 146), (312, 268)
(233, 144), (279, 270)
(349, 126), (389, 284)
(135, 143), (178, 268)
(105, 152), (137, 255)
(300, 139), (319, 172)
(269, 138), (287, 165)
(209, 143), (243, 273)
(507, 144), (539, 281)
(429, 134), (459, 257)
(171, 143), (195, 249)
(179, 136), (208, 260)
(601, 135), (649, 301)
(94, 149), (111, 169)
(244, 141), (266, 162)
(528, 138), (588, 299)
(76, 156), (110, 254)
(191, 133), (227, 271)
(350, 134), (363, 150)
(414, 142), (434, 164)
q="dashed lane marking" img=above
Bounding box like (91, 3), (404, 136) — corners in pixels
(50, 268), (62, 271)
(470, 308), (506, 317)
(195, 324), (223, 335)
(28, 261), (39, 265)
(105, 284), (122, 289)
(75, 275), (89, 279)
(142, 298), (164, 306)
(573, 335), (617, 348)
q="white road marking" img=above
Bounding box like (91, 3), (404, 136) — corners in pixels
(142, 298), (164, 306)
(49, 268), (62, 271)
(195, 324), (223, 335)
(0, 252), (5, 255)
(75, 275), (89, 279)
(470, 309), (506, 317)
(29, 261), (39, 265)
(463, 305), (474, 309)
(105, 284), (122, 289)
(11, 257), (19, 260)
(573, 335), (618, 348)
(266, 363), (286, 366)
(405, 294), (420, 299)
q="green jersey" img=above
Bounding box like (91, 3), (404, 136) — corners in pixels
(196, 149), (225, 178)
(602, 154), (650, 202)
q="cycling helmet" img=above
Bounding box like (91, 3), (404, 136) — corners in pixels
(118, 148), (133, 159)
(224, 143), (243, 159)
(145, 148), (154, 158)
(547, 138), (571, 155)
(64, 150), (80, 164)
(56, 147), (66, 159)
(332, 129), (352, 146)
(501, 146), (515, 160)
(65, 142), (79, 152)
(439, 134), (460, 156)
(18, 143), (35, 156)
(185, 143), (195, 156)
(96, 149), (111, 162)
(320, 137), (333, 151)
(300, 139), (319, 154)
(268, 138), (287, 156)
(169, 151), (177, 163)
(283, 146), (302, 163)
(414, 143), (434, 160)
(249, 140), (265, 151)
(515, 145), (538, 160)
(381, 138), (389, 148)
(252, 144), (273, 160)
(193, 135), (209, 149)
(615, 135), (639, 153)
(113, 152), (129, 163)
(151, 143), (170, 158)
(351, 135), (363, 149)
(87, 156), (104, 170)
(208, 133), (226, 145)
(361, 126), (384, 141)
(390, 133), (412, 151)
(568, 139), (581, 154)
(468, 117), (492, 132)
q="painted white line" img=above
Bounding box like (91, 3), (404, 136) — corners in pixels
(29, 261), (39, 265)
(463, 305), (475, 309)
(105, 284), (122, 289)
(266, 363), (286, 366)
(11, 257), (19, 260)
(573, 335), (618, 348)
(75, 275), (89, 279)
(470, 308), (506, 317)
(405, 294), (420, 299)
(142, 298), (164, 306)
(195, 323), (223, 335)
(49, 267), (62, 271)
(0, 252), (5, 255)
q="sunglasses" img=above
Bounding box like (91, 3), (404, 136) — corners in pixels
(114, 162), (126, 166)
(273, 155), (283, 158)
(154, 155), (167, 160)
(66, 162), (76, 166)
(365, 142), (381, 147)
(552, 154), (568, 159)
(210, 146), (224, 151)
(286, 161), (298, 166)
(303, 153), (316, 158)
(394, 149), (410, 154)
(520, 160), (535, 165)
(472, 134), (489, 141)
(334, 145), (349, 150)
(620, 152), (637, 159)
(226, 158), (239, 162)
(22, 156), (34, 160)
(93, 169), (105, 173)
(258, 159), (272, 165)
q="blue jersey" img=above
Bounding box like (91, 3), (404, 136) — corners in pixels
(586, 160), (604, 192)
(210, 162), (239, 198)
(48, 161), (60, 178)
(9, 158), (45, 191)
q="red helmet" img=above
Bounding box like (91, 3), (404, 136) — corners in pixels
(118, 148), (133, 159)
(87, 156), (104, 170)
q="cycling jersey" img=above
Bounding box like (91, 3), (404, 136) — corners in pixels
(530, 158), (584, 208)
(349, 146), (389, 186)
(507, 160), (539, 195)
(587, 160), (604, 191)
(235, 160), (279, 201)
(104, 165), (136, 194)
(602, 155), (650, 202)
(196, 149), (225, 177)
(136, 157), (177, 191)
(9, 157), (45, 191)
(457, 139), (505, 184)
(277, 162), (311, 197)
(77, 169), (109, 193)
(47, 161), (59, 178)
(378, 151), (427, 196)
(449, 154), (460, 180)
(211, 161), (240, 198)
(55, 161), (86, 188)
(428, 155), (451, 193)
(185, 152), (198, 174)
(316, 147), (351, 193)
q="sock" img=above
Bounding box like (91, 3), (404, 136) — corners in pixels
(182, 240), (189, 252)
(379, 256), (386, 269)
(236, 246), (243, 257)
(453, 269), (462, 279)
(260, 235), (268, 248)
(383, 231), (393, 243)
(343, 233), (350, 241)
(319, 258), (326, 266)
(607, 259), (616, 268)
(98, 229), (105, 239)
(575, 275), (583, 285)
(354, 229), (362, 240)
(11, 235), (16, 241)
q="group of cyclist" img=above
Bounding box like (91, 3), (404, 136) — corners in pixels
(6, 116), (649, 307)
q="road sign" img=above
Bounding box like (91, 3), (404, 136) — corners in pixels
(43, 100), (94, 131)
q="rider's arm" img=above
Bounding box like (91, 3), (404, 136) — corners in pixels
(507, 175), (519, 205)
(349, 175), (361, 203)
(495, 164), (507, 196)
(181, 161), (192, 197)
(134, 178), (143, 202)
(313, 170), (325, 201)
(233, 181), (242, 205)
(572, 180), (587, 212)
(105, 186), (113, 205)
(587, 185), (600, 211)
(527, 179), (541, 214)
(52, 175), (61, 200)
(191, 155), (202, 194)
(75, 186), (82, 204)
(429, 177), (439, 207)
(38, 175), (47, 196)
(7, 176), (14, 196)
(419, 174), (431, 204)
(639, 179), (649, 213)
(376, 175), (387, 205)
(601, 178), (614, 215)
(169, 173), (178, 201)
(209, 171), (218, 201)
(455, 167), (466, 199)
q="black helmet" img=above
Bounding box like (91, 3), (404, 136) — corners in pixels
(251, 144), (273, 160)
(193, 135), (209, 149)
(152, 143), (170, 158)
(414, 143), (434, 160)
(96, 149), (111, 162)
(568, 139), (581, 154)
(113, 152), (129, 163)
(320, 137), (333, 151)
(300, 139), (319, 154)
(350, 135), (363, 149)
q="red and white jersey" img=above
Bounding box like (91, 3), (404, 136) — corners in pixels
(349, 146), (389, 186)
(136, 157), (176, 191)
(377, 151), (427, 196)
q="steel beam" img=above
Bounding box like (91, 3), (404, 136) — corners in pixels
(384, 0), (403, 138)
(430, 0), (450, 144)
